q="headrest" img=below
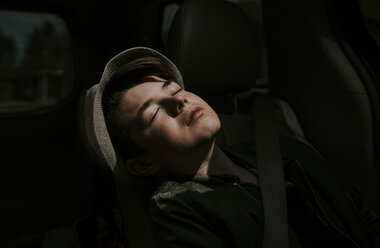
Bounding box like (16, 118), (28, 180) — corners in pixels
(165, 0), (260, 95)
(84, 47), (183, 174)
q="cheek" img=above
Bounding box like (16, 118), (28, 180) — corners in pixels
(143, 119), (185, 149)
(192, 113), (221, 140)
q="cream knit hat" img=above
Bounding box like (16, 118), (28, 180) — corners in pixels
(84, 47), (184, 173)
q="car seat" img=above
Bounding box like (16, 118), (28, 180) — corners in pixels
(262, 0), (380, 213)
(80, 0), (307, 247)
(164, 0), (306, 148)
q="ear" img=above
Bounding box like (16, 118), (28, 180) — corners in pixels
(125, 158), (160, 176)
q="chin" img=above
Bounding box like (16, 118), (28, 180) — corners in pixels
(204, 117), (221, 136)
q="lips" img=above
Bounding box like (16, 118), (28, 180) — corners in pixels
(187, 107), (203, 126)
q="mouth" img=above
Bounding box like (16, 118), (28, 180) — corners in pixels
(187, 107), (203, 126)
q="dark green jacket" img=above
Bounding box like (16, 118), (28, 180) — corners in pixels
(149, 137), (380, 248)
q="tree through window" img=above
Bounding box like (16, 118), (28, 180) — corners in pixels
(0, 10), (74, 112)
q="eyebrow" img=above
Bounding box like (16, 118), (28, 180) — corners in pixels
(136, 80), (174, 124)
(162, 80), (173, 89)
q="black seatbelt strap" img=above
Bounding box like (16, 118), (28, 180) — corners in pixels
(254, 94), (289, 248)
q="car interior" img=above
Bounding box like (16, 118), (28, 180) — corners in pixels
(0, 0), (379, 247)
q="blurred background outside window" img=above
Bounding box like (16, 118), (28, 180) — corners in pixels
(0, 10), (74, 113)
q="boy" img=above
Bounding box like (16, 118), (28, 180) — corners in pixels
(85, 47), (380, 247)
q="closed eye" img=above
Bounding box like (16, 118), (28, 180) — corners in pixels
(150, 107), (160, 125)
(172, 88), (182, 95)
(150, 88), (182, 125)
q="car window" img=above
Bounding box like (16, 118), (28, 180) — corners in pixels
(0, 10), (74, 113)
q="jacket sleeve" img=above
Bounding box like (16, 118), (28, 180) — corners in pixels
(345, 186), (380, 247)
(149, 191), (227, 248)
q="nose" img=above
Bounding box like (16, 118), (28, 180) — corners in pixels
(161, 94), (186, 117)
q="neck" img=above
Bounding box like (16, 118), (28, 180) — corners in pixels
(196, 142), (215, 176)
(197, 145), (258, 185)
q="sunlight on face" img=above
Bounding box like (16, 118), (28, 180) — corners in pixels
(118, 77), (221, 175)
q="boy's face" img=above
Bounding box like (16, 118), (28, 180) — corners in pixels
(117, 76), (221, 176)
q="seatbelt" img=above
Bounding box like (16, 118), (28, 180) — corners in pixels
(254, 94), (289, 248)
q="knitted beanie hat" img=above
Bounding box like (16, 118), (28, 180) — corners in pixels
(84, 47), (184, 173)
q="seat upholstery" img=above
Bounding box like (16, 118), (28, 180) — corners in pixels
(263, 0), (380, 213)
(166, 0), (262, 115)
(165, 0), (305, 146)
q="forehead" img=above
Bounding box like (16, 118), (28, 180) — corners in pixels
(120, 79), (181, 112)
(118, 82), (162, 122)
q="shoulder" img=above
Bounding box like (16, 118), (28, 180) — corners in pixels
(149, 179), (218, 222)
(151, 180), (214, 204)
